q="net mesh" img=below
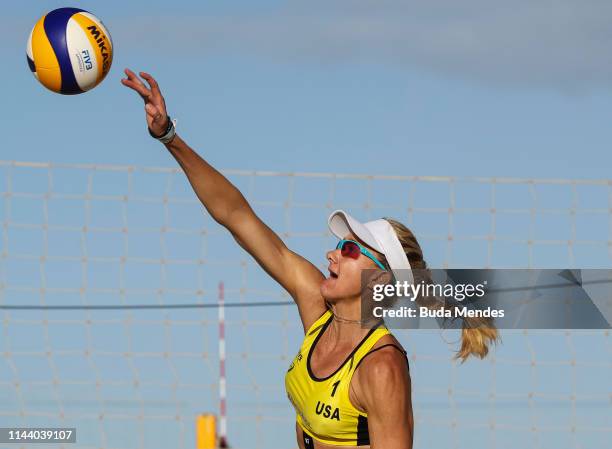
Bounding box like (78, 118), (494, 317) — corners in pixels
(0, 160), (610, 449)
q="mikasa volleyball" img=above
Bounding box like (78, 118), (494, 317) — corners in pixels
(26, 7), (113, 94)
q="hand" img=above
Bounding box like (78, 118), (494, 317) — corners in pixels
(121, 69), (168, 137)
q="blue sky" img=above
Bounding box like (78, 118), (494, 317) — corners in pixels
(1, 2), (611, 449)
(3, 0), (612, 178)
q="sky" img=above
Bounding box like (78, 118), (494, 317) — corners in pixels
(0, 2), (611, 449)
(2, 0), (612, 178)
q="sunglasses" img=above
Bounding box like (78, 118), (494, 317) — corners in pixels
(336, 239), (387, 271)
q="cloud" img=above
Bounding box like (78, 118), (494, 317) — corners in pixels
(108, 0), (612, 90)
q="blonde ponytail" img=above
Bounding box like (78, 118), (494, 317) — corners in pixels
(385, 218), (499, 361)
(457, 316), (499, 361)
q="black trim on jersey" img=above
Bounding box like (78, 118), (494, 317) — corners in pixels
(307, 322), (326, 337)
(357, 414), (370, 446)
(302, 430), (315, 449)
(307, 309), (333, 336)
(306, 314), (382, 382)
(353, 343), (410, 373)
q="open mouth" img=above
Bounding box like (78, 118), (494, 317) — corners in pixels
(329, 270), (338, 279)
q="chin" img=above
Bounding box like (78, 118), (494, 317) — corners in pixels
(319, 277), (334, 298)
(320, 277), (359, 302)
(320, 277), (342, 301)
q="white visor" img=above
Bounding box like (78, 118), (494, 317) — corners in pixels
(328, 209), (414, 285)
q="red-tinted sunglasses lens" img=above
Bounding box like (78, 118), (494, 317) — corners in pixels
(340, 241), (361, 259)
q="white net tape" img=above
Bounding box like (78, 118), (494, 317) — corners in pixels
(0, 161), (610, 449)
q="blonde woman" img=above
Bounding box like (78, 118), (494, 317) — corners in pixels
(122, 69), (498, 449)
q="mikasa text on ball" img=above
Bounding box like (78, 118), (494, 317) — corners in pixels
(27, 7), (113, 94)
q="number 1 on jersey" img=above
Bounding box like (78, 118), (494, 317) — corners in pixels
(331, 380), (340, 397)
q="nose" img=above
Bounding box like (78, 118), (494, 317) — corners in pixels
(326, 248), (339, 265)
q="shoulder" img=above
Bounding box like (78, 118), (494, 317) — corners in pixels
(358, 344), (409, 387)
(359, 333), (409, 376)
(351, 335), (411, 412)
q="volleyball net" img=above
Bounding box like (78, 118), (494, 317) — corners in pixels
(0, 160), (610, 449)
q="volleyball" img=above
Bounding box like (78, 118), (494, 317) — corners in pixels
(26, 7), (113, 94)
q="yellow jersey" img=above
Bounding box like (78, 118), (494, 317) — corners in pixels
(285, 310), (407, 446)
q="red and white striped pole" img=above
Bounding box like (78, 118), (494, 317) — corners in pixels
(218, 282), (228, 448)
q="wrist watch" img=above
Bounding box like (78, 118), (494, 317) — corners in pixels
(148, 115), (177, 144)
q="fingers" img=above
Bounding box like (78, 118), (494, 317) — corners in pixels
(123, 68), (148, 89)
(140, 72), (161, 96)
(121, 78), (151, 99)
(121, 68), (151, 100)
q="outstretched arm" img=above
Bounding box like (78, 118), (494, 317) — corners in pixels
(121, 69), (327, 331)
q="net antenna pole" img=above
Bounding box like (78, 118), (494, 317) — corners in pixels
(218, 281), (229, 448)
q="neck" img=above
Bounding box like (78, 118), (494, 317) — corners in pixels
(325, 298), (380, 343)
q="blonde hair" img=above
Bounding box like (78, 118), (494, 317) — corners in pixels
(384, 218), (499, 361)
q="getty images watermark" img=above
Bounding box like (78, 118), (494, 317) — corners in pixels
(361, 269), (612, 329)
(371, 278), (499, 319)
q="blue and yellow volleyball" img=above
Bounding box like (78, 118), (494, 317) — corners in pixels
(26, 7), (113, 95)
